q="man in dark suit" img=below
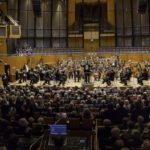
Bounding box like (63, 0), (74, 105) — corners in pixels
(18, 69), (23, 83)
(83, 61), (92, 83)
(2, 73), (9, 88)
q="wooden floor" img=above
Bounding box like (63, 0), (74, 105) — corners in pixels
(10, 77), (150, 88)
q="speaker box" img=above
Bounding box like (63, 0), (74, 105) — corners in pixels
(138, 0), (147, 13)
(32, 0), (41, 16)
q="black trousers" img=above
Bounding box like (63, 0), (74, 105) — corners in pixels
(3, 81), (8, 88)
(84, 72), (90, 83)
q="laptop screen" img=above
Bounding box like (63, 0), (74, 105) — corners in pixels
(50, 125), (67, 135)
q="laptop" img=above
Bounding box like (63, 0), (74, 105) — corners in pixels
(48, 125), (67, 146)
(50, 124), (67, 135)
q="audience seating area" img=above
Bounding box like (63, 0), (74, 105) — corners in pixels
(0, 85), (150, 150)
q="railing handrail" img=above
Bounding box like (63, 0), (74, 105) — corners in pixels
(1, 47), (150, 56)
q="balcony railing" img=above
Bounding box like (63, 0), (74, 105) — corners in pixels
(32, 48), (84, 55)
(98, 47), (150, 54)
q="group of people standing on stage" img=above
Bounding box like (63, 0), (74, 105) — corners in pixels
(1, 55), (149, 88)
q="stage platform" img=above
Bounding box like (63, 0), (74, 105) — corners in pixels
(9, 77), (150, 88)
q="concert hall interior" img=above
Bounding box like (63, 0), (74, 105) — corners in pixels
(0, 0), (150, 150)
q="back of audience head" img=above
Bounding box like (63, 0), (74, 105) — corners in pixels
(111, 127), (120, 138)
(103, 119), (112, 127)
(137, 116), (144, 124)
(131, 129), (141, 139)
(37, 117), (44, 124)
(115, 139), (125, 150)
(127, 121), (135, 130)
(19, 118), (28, 128)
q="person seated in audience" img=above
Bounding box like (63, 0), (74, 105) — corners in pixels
(15, 118), (29, 135)
(142, 122), (150, 140)
(142, 100), (150, 123)
(126, 129), (142, 148)
(28, 117), (35, 128)
(98, 119), (112, 150)
(44, 106), (56, 119)
(119, 117), (129, 130)
(130, 100), (142, 121)
(114, 139), (125, 150)
(122, 120), (135, 142)
(101, 103), (116, 124)
(59, 111), (68, 119)
(105, 127), (121, 149)
(135, 115), (145, 132)
(82, 108), (94, 119)
(141, 139), (150, 150)
(1, 99), (10, 119)
(115, 103), (128, 125)
(31, 117), (44, 136)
